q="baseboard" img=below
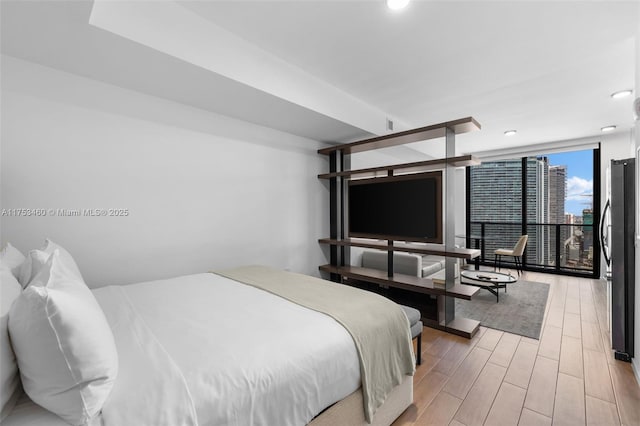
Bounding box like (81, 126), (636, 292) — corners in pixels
(632, 357), (640, 385)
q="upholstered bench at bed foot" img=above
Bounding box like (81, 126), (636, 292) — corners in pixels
(399, 305), (422, 366)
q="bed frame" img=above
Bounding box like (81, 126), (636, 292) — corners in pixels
(309, 375), (413, 426)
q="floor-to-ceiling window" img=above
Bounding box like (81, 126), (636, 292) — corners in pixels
(466, 148), (599, 278)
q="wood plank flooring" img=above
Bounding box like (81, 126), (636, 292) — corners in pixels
(393, 270), (640, 426)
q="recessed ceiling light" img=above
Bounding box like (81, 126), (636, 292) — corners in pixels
(387, 0), (410, 10)
(601, 125), (616, 132)
(611, 90), (633, 99)
(504, 130), (517, 136)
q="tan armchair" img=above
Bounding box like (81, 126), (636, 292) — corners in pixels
(494, 235), (528, 275)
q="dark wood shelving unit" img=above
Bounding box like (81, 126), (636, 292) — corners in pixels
(318, 265), (479, 299)
(318, 238), (480, 259)
(318, 117), (482, 338)
(317, 155), (479, 180)
(318, 117), (480, 155)
(318, 265), (480, 338)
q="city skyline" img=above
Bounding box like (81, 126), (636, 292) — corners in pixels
(469, 158), (548, 266)
(469, 152), (594, 271)
(547, 149), (593, 216)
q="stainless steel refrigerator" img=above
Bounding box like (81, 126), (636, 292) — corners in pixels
(608, 158), (635, 362)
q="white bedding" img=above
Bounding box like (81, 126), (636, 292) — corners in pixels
(4, 273), (360, 426)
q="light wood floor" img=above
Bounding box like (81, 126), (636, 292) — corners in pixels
(393, 270), (640, 426)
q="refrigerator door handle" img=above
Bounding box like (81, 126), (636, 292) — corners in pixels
(600, 198), (611, 267)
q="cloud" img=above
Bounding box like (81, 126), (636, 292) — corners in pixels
(566, 176), (593, 201)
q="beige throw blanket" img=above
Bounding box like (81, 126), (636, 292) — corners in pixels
(213, 266), (415, 423)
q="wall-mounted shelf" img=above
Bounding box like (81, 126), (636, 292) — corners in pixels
(318, 238), (480, 260)
(318, 117), (480, 155)
(317, 155), (480, 180)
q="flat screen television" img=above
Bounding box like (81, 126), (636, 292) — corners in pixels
(348, 171), (442, 244)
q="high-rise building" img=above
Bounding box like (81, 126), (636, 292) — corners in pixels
(549, 165), (567, 223)
(565, 213), (575, 224)
(469, 157), (549, 265)
(582, 208), (594, 265)
(526, 157), (549, 265)
(549, 165), (567, 264)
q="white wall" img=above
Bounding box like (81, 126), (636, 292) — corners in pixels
(0, 56), (330, 287)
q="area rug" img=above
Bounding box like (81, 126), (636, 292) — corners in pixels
(455, 279), (550, 339)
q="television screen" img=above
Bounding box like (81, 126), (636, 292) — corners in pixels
(348, 171), (442, 243)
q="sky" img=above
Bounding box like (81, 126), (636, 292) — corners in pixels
(547, 149), (593, 216)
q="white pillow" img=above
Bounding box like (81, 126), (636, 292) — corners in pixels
(0, 242), (25, 278)
(9, 250), (118, 426)
(16, 250), (50, 288)
(0, 268), (22, 421)
(17, 239), (83, 288)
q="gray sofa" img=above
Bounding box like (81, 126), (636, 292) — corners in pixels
(360, 250), (446, 278)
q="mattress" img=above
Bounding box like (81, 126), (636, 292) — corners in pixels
(3, 273), (360, 426)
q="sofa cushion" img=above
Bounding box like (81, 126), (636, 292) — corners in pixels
(422, 255), (445, 268)
(361, 250), (422, 277)
(421, 262), (444, 277)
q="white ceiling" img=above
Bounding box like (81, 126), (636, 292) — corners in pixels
(2, 0), (638, 156)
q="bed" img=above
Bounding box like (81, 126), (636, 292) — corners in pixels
(1, 241), (414, 426)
